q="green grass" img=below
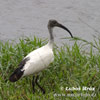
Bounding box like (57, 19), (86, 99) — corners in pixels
(0, 36), (100, 100)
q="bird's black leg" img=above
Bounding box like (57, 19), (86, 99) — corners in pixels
(35, 75), (45, 94)
(32, 75), (35, 93)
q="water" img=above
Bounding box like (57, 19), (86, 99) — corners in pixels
(0, 0), (100, 46)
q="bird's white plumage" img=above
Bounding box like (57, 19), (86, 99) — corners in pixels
(9, 19), (73, 86)
(22, 43), (54, 76)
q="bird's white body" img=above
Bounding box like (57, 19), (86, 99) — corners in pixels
(22, 43), (54, 76)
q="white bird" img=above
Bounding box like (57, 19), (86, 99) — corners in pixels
(9, 19), (73, 94)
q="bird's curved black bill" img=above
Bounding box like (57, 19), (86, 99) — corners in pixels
(57, 23), (73, 38)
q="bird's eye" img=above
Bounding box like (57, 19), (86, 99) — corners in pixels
(53, 21), (57, 24)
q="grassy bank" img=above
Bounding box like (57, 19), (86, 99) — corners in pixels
(0, 36), (100, 100)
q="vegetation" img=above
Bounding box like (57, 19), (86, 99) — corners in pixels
(0, 36), (100, 100)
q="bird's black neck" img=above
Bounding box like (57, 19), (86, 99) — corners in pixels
(48, 27), (54, 48)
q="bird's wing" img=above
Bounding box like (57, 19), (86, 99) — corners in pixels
(9, 57), (30, 82)
(18, 57), (30, 69)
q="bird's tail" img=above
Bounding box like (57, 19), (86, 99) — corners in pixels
(9, 68), (24, 82)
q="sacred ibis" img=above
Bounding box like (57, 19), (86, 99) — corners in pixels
(9, 19), (73, 94)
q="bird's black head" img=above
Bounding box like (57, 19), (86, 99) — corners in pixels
(48, 19), (73, 38)
(48, 19), (59, 28)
